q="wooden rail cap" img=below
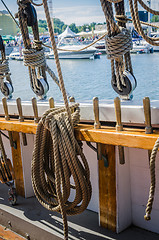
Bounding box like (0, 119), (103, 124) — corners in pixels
(0, 118), (158, 150)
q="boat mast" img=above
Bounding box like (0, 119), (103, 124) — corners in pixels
(147, 0), (151, 36)
(49, 0), (54, 32)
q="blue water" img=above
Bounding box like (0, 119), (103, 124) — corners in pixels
(1, 53), (159, 102)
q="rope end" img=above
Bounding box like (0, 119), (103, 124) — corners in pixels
(144, 214), (151, 221)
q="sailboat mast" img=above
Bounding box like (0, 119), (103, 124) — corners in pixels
(147, 0), (151, 36)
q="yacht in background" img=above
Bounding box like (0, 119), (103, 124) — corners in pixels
(150, 31), (159, 52)
(131, 39), (153, 54)
(46, 26), (99, 59)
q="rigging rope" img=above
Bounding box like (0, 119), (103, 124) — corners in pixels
(129, 0), (159, 46)
(100, 0), (136, 98)
(144, 138), (159, 221)
(0, 36), (14, 98)
(26, 1), (92, 239)
(17, 0), (65, 99)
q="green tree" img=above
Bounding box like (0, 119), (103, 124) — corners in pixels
(69, 23), (78, 33)
(151, 15), (159, 23)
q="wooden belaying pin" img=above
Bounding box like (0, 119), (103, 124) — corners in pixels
(69, 96), (75, 113)
(114, 97), (125, 165)
(93, 97), (102, 161)
(2, 97), (15, 148)
(69, 96), (75, 103)
(16, 98), (27, 146)
(32, 97), (39, 123)
(49, 97), (54, 108)
(143, 97), (153, 134)
(143, 97), (153, 162)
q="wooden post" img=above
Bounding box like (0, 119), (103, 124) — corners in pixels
(98, 144), (116, 231)
(11, 131), (25, 197)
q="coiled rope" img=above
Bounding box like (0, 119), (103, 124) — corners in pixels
(144, 138), (159, 221)
(31, 1), (92, 239)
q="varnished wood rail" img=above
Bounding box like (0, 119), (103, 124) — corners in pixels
(1, 117), (158, 232)
(0, 118), (158, 150)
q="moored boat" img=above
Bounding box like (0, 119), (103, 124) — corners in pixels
(0, 0), (159, 239)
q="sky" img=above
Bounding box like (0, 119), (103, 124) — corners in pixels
(0, 0), (105, 25)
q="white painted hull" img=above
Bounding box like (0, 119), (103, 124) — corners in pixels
(47, 51), (95, 59)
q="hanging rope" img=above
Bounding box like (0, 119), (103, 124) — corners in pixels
(0, 36), (14, 98)
(144, 138), (159, 221)
(100, 0), (136, 98)
(129, 0), (159, 46)
(30, 1), (92, 239)
(17, 0), (64, 99)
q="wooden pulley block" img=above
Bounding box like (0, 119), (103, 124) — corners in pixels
(112, 70), (137, 100)
(0, 158), (14, 183)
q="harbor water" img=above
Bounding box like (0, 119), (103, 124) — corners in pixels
(2, 53), (159, 102)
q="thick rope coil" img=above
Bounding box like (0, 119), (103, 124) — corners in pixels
(106, 28), (132, 61)
(32, 103), (92, 240)
(23, 45), (64, 93)
(144, 137), (159, 221)
(23, 48), (46, 68)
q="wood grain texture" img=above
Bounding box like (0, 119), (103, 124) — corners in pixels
(0, 224), (26, 240)
(11, 132), (25, 197)
(0, 119), (159, 149)
(98, 145), (116, 231)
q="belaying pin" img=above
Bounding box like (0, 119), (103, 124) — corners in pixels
(2, 98), (16, 148)
(114, 97), (125, 165)
(32, 97), (39, 123)
(93, 97), (102, 161)
(49, 97), (55, 108)
(16, 98), (27, 146)
(143, 97), (153, 163)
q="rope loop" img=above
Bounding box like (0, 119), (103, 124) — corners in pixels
(115, 15), (129, 24)
(106, 28), (132, 61)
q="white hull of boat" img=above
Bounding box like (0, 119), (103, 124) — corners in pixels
(46, 50), (96, 59)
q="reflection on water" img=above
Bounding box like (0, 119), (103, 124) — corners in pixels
(1, 53), (159, 102)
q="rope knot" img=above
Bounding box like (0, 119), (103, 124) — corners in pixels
(115, 15), (129, 24)
(23, 48), (46, 68)
(105, 28), (133, 61)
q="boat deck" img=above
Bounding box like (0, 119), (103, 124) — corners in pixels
(0, 183), (159, 240)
